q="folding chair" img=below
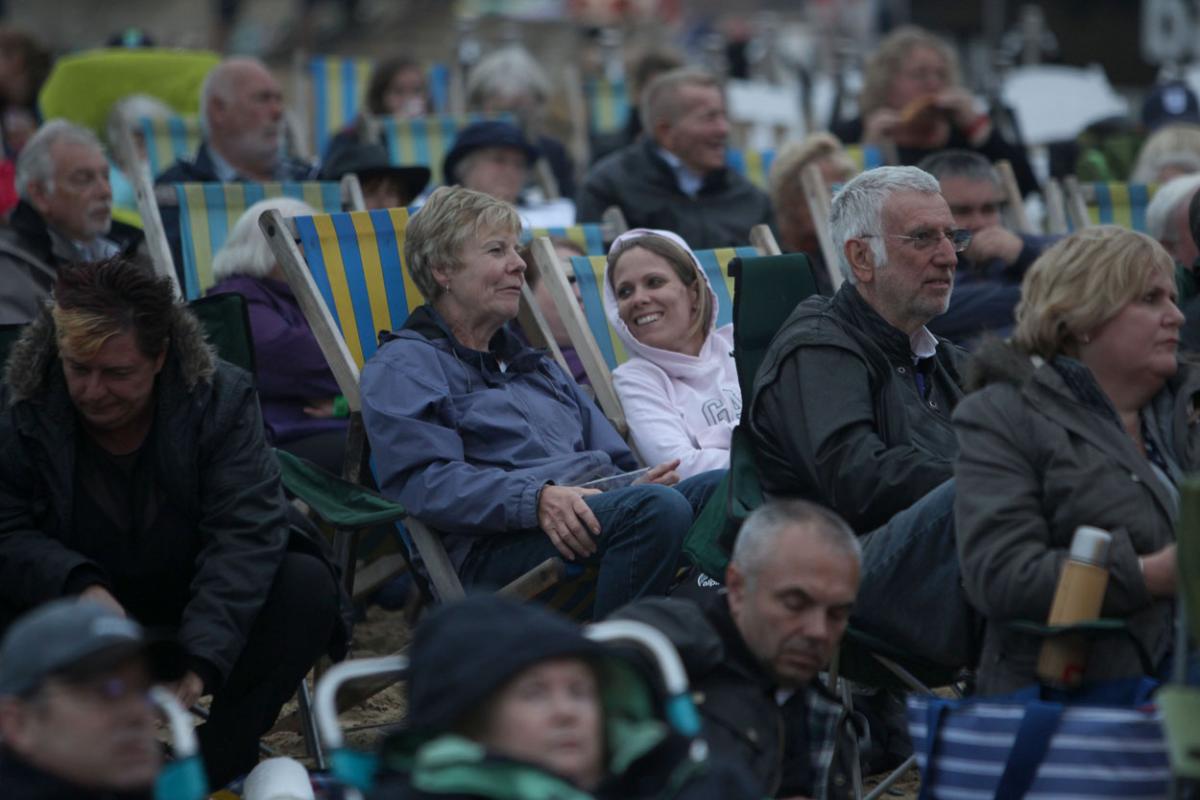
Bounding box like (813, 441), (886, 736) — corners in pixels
(374, 113), (514, 187)
(584, 75), (632, 136)
(844, 143), (885, 173)
(1063, 178), (1159, 232)
(304, 55), (373, 157)
(166, 177), (365, 299)
(800, 162), (846, 292)
(995, 159), (1035, 234)
(139, 114), (203, 179)
(725, 147), (775, 190)
(524, 223), (607, 255)
(533, 234), (766, 436)
(257, 207), (569, 607)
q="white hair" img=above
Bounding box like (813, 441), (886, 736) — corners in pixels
(466, 46), (551, 108)
(212, 196), (320, 281)
(829, 165), (942, 284)
(199, 58), (261, 139)
(15, 119), (104, 197)
(731, 500), (860, 586)
(105, 94), (174, 170)
(1145, 173), (1200, 244)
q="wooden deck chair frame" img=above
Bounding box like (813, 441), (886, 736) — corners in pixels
(532, 225), (780, 441)
(800, 162), (845, 292)
(1043, 177), (1070, 235)
(995, 159), (1035, 234)
(257, 209), (565, 605)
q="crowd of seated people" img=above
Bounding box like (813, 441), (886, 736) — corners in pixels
(2, 12), (1200, 799)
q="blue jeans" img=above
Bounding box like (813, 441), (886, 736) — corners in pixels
(461, 470), (724, 619)
(852, 479), (981, 669)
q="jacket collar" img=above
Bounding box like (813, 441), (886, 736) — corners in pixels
(638, 137), (731, 195)
(395, 304), (545, 374)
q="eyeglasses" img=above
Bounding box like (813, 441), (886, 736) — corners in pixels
(862, 228), (972, 253)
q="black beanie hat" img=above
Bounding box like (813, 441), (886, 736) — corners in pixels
(406, 594), (603, 733)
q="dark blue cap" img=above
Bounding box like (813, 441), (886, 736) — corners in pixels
(442, 121), (540, 186)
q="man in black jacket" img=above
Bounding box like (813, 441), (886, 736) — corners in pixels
(0, 258), (348, 788)
(749, 165), (976, 671)
(0, 120), (146, 325)
(0, 599), (183, 799)
(577, 68), (773, 249)
(615, 500), (861, 799)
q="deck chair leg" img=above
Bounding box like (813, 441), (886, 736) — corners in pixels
(297, 675), (326, 770)
(864, 754), (916, 800)
(840, 677), (864, 800)
(332, 526), (358, 597)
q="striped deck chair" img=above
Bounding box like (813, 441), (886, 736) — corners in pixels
(725, 148), (776, 190)
(139, 115), (202, 178)
(584, 75), (631, 135)
(308, 55), (373, 157)
(529, 234), (766, 440)
(524, 223), (607, 255)
(173, 180), (358, 299)
(259, 208), (583, 609)
(1064, 179), (1158, 232)
(377, 113), (513, 186)
(844, 144), (885, 173)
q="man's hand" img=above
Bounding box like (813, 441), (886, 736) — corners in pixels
(537, 485), (602, 561)
(169, 671), (206, 709)
(635, 459), (682, 487)
(1142, 544), (1177, 598)
(303, 398), (337, 418)
(863, 108), (901, 146)
(964, 226), (1024, 268)
(79, 585), (125, 617)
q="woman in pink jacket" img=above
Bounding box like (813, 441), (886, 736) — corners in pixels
(603, 229), (739, 479)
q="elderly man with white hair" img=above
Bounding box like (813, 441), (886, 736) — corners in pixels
(1146, 172), (1200, 270)
(0, 119), (146, 325)
(155, 58), (313, 286)
(748, 166), (977, 675)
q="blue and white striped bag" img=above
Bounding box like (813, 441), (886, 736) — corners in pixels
(908, 678), (1170, 799)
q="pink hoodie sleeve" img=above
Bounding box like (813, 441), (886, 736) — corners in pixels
(613, 361), (732, 479)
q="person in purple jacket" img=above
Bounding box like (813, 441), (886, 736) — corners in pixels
(207, 197), (347, 474)
(360, 186), (722, 618)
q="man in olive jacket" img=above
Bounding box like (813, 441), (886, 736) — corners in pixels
(749, 166), (977, 672)
(0, 258), (348, 788)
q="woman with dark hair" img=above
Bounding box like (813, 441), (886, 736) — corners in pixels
(321, 56), (430, 167)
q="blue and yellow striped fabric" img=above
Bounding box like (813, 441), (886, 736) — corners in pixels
(292, 208), (418, 369)
(139, 115), (202, 178)
(176, 181), (346, 299)
(844, 144), (885, 173)
(309, 56), (373, 156)
(379, 113), (513, 186)
(1082, 182), (1158, 232)
(725, 148), (776, 190)
(427, 62), (451, 114)
(524, 224), (607, 255)
(570, 246), (755, 371)
(584, 76), (631, 135)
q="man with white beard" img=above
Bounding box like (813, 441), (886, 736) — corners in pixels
(0, 120), (147, 325)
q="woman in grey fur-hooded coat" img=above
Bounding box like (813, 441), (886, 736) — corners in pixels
(953, 226), (1198, 694)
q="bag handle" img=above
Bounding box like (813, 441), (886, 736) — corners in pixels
(992, 699), (1064, 798)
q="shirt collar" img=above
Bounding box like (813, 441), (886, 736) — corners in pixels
(656, 146), (704, 197)
(909, 326), (938, 362)
(206, 144), (242, 182)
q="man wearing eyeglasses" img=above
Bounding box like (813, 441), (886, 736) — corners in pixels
(0, 120), (147, 326)
(917, 150), (1059, 345)
(0, 599), (184, 799)
(749, 166), (979, 716)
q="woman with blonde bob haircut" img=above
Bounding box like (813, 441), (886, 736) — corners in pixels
(360, 187), (721, 620)
(954, 224), (1196, 693)
(832, 24), (1038, 195)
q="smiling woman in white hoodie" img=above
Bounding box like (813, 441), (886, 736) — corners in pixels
(603, 228), (740, 479)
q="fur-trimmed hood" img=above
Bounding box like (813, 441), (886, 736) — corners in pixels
(962, 336), (1037, 393)
(4, 303), (217, 404)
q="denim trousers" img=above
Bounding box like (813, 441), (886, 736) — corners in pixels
(852, 479), (982, 670)
(461, 470), (724, 619)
